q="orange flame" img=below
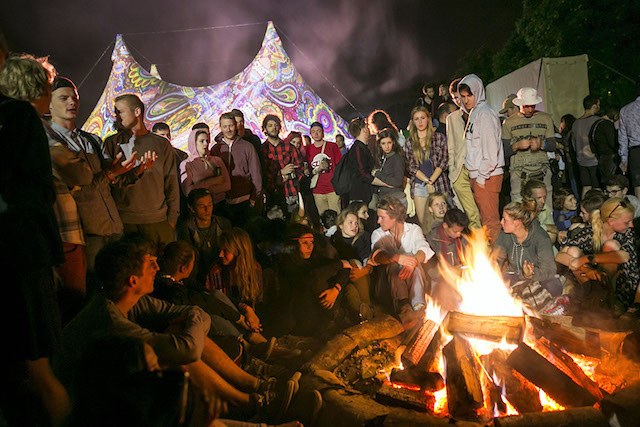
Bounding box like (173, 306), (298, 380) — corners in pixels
(539, 388), (565, 411)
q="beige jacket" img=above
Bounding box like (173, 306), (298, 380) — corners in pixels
(446, 109), (467, 183)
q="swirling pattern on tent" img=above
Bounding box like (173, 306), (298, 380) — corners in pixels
(83, 21), (351, 152)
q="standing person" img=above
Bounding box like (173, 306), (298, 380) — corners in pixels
(209, 112), (262, 226)
(179, 129), (230, 205)
(230, 108), (263, 162)
(560, 114), (580, 197)
(571, 95), (601, 198)
(618, 92), (640, 198)
(369, 197), (435, 314)
(368, 109), (406, 149)
(446, 78), (481, 228)
(336, 134), (347, 156)
(261, 114), (303, 215)
(344, 117), (375, 206)
(589, 107), (619, 184)
(104, 94), (179, 249)
(0, 53), (70, 427)
(458, 74), (505, 244)
(307, 121), (342, 215)
(372, 129), (407, 204)
(502, 87), (557, 208)
(49, 77), (129, 270)
(406, 105), (453, 233)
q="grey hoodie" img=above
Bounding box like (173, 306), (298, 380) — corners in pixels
(458, 74), (504, 185)
(495, 221), (556, 282)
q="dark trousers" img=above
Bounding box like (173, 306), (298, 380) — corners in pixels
(123, 220), (175, 251)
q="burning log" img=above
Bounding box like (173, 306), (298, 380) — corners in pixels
(530, 337), (603, 402)
(402, 316), (442, 367)
(480, 349), (542, 413)
(506, 343), (598, 408)
(443, 335), (484, 418)
(600, 381), (640, 427)
(389, 367), (444, 392)
(493, 406), (606, 427)
(375, 382), (435, 412)
(444, 312), (523, 343)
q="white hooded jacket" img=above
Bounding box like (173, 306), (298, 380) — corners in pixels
(458, 74), (504, 185)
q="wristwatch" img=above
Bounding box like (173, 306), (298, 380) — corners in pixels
(588, 254), (596, 264)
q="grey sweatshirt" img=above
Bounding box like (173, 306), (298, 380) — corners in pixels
(104, 131), (180, 224)
(495, 221), (556, 282)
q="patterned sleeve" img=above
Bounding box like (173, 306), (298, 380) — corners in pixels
(564, 225), (594, 254)
(431, 132), (448, 171)
(615, 229), (640, 308)
(404, 139), (419, 177)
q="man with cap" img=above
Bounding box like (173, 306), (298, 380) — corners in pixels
(49, 77), (136, 271)
(499, 95), (519, 121)
(306, 121), (342, 214)
(501, 87), (556, 208)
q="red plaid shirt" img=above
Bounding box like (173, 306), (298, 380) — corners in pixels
(261, 139), (303, 198)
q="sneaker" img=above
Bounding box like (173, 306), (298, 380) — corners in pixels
(244, 356), (292, 380)
(257, 371), (300, 421)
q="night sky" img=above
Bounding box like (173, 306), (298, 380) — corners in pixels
(1, 0), (522, 126)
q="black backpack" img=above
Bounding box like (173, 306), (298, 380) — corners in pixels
(331, 148), (354, 196)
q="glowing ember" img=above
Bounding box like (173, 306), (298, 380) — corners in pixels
(567, 352), (599, 383)
(539, 388), (565, 411)
(433, 388), (448, 415)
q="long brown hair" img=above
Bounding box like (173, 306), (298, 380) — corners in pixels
(219, 228), (261, 305)
(408, 105), (434, 165)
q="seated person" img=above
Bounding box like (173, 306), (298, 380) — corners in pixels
(369, 196), (435, 314)
(560, 193), (606, 242)
(426, 208), (469, 310)
(275, 224), (350, 337)
(423, 192), (448, 235)
(345, 200), (376, 232)
(320, 209), (338, 237)
(371, 129), (407, 205)
(330, 210), (373, 320)
(522, 178), (558, 243)
(177, 188), (232, 286)
(605, 175), (640, 218)
(553, 188), (578, 232)
(153, 241), (272, 358)
(57, 236), (297, 418)
(556, 198), (637, 316)
(494, 200), (564, 313)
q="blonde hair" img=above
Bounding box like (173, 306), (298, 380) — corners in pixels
(423, 192), (447, 233)
(591, 197), (633, 252)
(219, 228), (261, 305)
(336, 210), (364, 242)
(0, 54), (56, 101)
(408, 105), (434, 165)
(503, 199), (538, 228)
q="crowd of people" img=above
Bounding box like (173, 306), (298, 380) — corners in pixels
(2, 41), (640, 427)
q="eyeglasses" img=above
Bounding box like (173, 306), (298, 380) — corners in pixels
(605, 188), (623, 195)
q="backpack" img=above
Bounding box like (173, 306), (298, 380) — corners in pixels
(330, 148), (354, 196)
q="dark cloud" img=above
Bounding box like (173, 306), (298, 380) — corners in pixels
(0, 0), (521, 124)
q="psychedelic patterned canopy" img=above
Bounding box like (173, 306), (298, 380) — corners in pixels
(83, 21), (351, 152)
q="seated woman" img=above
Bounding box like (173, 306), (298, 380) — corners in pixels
(423, 192), (448, 235)
(556, 197), (637, 317)
(154, 240), (270, 356)
(180, 129), (231, 204)
(494, 200), (564, 313)
(346, 200), (376, 232)
(371, 128), (407, 205)
(275, 224), (350, 337)
(330, 210), (373, 320)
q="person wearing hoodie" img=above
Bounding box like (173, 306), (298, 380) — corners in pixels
(179, 128), (230, 205)
(209, 112), (262, 226)
(458, 74), (505, 244)
(494, 199), (561, 297)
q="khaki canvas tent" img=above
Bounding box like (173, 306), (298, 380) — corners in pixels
(485, 54), (590, 126)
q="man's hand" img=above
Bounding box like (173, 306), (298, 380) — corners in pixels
(136, 151), (158, 175)
(523, 260), (535, 278)
(476, 182), (485, 189)
(513, 139), (531, 151)
(529, 136), (541, 152)
(350, 266), (371, 281)
(396, 255), (418, 280)
(281, 164), (297, 176)
(109, 151), (137, 177)
(319, 287), (339, 309)
(621, 162), (628, 174)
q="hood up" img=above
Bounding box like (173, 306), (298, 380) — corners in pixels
(187, 129), (209, 158)
(458, 74), (486, 114)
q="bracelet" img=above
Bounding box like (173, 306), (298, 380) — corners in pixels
(334, 284), (342, 292)
(104, 169), (116, 182)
